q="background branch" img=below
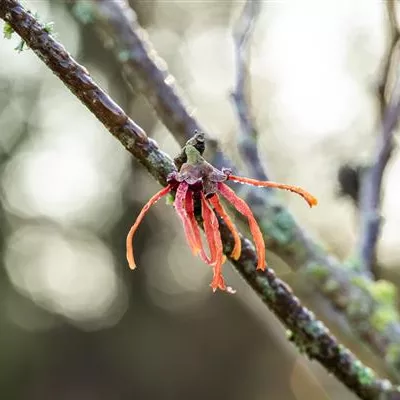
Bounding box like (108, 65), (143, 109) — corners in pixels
(378, 0), (400, 111)
(67, 0), (400, 380)
(0, 1), (399, 398)
(231, 0), (268, 182)
(357, 0), (400, 277)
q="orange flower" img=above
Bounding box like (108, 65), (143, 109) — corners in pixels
(126, 145), (317, 292)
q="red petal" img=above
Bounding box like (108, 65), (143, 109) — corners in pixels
(227, 174), (318, 207)
(218, 183), (266, 270)
(185, 192), (212, 264)
(201, 194), (217, 265)
(208, 195), (242, 260)
(175, 182), (201, 256)
(126, 185), (172, 269)
(201, 194), (226, 291)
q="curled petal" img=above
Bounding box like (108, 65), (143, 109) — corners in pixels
(175, 182), (201, 256)
(185, 191), (212, 264)
(201, 193), (226, 291)
(227, 174), (318, 207)
(218, 183), (266, 271)
(126, 185), (172, 269)
(208, 194), (242, 260)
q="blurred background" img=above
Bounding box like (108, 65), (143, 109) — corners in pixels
(0, 0), (398, 399)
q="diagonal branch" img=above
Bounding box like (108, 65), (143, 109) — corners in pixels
(65, 0), (400, 381)
(0, 1), (399, 398)
(357, 0), (400, 276)
(231, 0), (268, 182)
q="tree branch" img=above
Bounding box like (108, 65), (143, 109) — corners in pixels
(66, 0), (400, 380)
(1, 0), (176, 187)
(231, 0), (269, 182)
(357, 0), (400, 277)
(0, 7), (396, 396)
(378, 0), (400, 113)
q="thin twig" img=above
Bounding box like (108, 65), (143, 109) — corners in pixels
(231, 0), (268, 181)
(357, 1), (400, 276)
(378, 0), (400, 112)
(1, 2), (399, 398)
(66, 0), (400, 381)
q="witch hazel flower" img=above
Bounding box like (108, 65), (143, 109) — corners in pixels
(126, 144), (317, 292)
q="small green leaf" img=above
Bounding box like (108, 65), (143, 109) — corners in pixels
(3, 22), (14, 39)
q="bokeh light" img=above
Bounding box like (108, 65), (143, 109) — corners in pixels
(4, 225), (128, 328)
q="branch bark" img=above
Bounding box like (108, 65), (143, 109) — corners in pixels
(357, 0), (400, 277)
(231, 0), (269, 182)
(1, 0), (400, 398)
(66, 0), (400, 381)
